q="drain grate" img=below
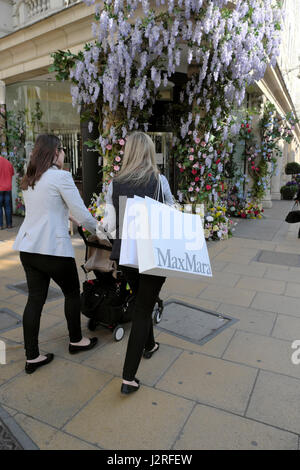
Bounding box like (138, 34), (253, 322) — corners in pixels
(255, 250), (300, 267)
(0, 418), (23, 450)
(157, 300), (237, 345)
(6, 282), (63, 301)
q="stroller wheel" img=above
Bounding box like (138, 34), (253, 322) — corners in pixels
(153, 307), (163, 324)
(88, 318), (98, 331)
(113, 325), (125, 342)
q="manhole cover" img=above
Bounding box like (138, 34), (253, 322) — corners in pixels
(0, 309), (22, 332)
(157, 300), (237, 345)
(0, 418), (23, 450)
(256, 250), (300, 267)
(6, 282), (63, 301)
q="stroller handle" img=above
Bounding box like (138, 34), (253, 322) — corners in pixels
(77, 225), (112, 251)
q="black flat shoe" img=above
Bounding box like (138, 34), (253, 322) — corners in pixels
(143, 342), (160, 359)
(69, 337), (98, 354)
(25, 353), (54, 374)
(121, 380), (140, 395)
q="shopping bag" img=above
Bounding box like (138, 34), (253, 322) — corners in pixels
(135, 196), (212, 279)
(119, 197), (140, 268)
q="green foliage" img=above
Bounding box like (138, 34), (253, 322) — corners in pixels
(285, 162), (300, 176)
(280, 184), (298, 200)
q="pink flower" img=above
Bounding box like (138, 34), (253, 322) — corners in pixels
(201, 141), (206, 147)
(189, 148), (194, 153)
(119, 150), (124, 155)
(195, 137), (201, 144)
(188, 131), (192, 135)
(119, 139), (125, 146)
(195, 187), (200, 192)
(106, 144), (112, 150)
(115, 156), (121, 162)
(188, 187), (193, 192)
(189, 155), (194, 161)
(114, 165), (120, 171)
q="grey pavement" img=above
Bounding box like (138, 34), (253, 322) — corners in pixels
(0, 202), (300, 450)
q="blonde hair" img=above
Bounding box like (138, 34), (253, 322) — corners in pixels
(114, 132), (159, 185)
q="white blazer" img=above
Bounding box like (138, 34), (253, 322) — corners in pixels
(13, 166), (98, 258)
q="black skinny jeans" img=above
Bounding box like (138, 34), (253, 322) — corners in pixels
(20, 251), (82, 360)
(121, 266), (165, 381)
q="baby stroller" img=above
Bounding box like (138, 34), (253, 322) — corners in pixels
(78, 226), (164, 341)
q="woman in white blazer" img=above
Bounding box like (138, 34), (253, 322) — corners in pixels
(13, 135), (98, 374)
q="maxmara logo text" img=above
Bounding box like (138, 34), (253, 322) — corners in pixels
(156, 248), (211, 275)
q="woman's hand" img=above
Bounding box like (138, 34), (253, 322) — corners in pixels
(69, 214), (81, 226)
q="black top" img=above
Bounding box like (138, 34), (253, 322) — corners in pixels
(110, 173), (163, 261)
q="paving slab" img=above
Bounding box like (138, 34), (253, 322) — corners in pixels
(0, 358), (112, 428)
(161, 278), (209, 298)
(173, 404), (298, 450)
(156, 351), (258, 414)
(155, 328), (235, 358)
(224, 330), (300, 379)
(264, 267), (300, 283)
(199, 285), (256, 307)
(222, 262), (267, 278)
(83, 335), (181, 387)
(14, 414), (99, 450)
(246, 371), (300, 434)
(216, 304), (276, 336)
(64, 378), (194, 450)
(284, 283), (300, 298)
(205, 271), (240, 288)
(272, 314), (300, 341)
(235, 276), (286, 295)
(251, 292), (300, 317)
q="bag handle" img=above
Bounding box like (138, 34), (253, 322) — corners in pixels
(155, 174), (165, 203)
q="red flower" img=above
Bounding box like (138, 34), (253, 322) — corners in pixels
(216, 159), (221, 164)
(192, 169), (197, 175)
(248, 129), (251, 133)
(180, 168), (184, 173)
(246, 123), (250, 128)
(195, 176), (200, 182)
(241, 213), (247, 218)
(208, 173), (212, 177)
(206, 185), (212, 190)
(241, 124), (245, 128)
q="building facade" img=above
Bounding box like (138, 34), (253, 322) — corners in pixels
(0, 0), (300, 208)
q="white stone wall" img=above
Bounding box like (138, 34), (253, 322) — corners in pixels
(0, 0), (13, 38)
(6, 0), (82, 31)
(279, 0), (300, 118)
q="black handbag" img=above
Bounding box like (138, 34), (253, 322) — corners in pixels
(285, 203), (300, 223)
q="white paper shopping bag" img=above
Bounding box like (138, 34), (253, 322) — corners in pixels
(119, 197), (149, 269)
(135, 196), (212, 279)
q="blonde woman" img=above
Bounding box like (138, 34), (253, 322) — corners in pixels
(98, 132), (174, 394)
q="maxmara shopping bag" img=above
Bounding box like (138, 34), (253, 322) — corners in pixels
(119, 197), (139, 268)
(135, 196), (212, 279)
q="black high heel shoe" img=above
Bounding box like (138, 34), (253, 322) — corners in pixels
(121, 378), (140, 395)
(69, 337), (98, 354)
(25, 353), (54, 374)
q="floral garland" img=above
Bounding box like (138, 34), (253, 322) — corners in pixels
(204, 204), (235, 241)
(250, 102), (299, 201)
(52, 0), (284, 193)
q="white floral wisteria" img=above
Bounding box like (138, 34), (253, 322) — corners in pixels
(69, 0), (283, 152)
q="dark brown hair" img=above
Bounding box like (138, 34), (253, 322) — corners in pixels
(21, 134), (61, 190)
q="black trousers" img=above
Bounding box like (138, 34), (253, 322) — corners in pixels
(121, 266), (165, 381)
(20, 251), (82, 360)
